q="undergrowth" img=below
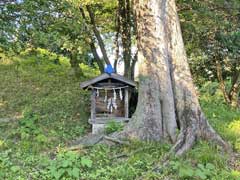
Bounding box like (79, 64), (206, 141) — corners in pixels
(0, 50), (239, 179)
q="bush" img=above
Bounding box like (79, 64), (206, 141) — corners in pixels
(104, 120), (124, 134)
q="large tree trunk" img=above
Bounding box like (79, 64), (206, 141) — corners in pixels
(117, 0), (231, 155)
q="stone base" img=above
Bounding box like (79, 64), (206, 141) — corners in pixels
(92, 124), (105, 134)
(89, 118), (130, 134)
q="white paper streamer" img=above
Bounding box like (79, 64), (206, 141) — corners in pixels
(113, 89), (116, 100)
(107, 98), (111, 110)
(104, 89), (107, 102)
(119, 89), (123, 100)
(96, 89), (99, 97)
(107, 98), (118, 113)
(112, 98), (117, 109)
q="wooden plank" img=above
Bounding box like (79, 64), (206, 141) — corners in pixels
(124, 88), (129, 118)
(95, 90), (124, 117)
(91, 89), (96, 120)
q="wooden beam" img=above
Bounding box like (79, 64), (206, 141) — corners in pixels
(80, 73), (136, 89)
(91, 89), (96, 120)
(124, 88), (129, 118)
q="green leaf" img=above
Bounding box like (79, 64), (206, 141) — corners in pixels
(81, 157), (92, 168)
(53, 169), (65, 179)
(179, 167), (194, 177)
(10, 166), (21, 172)
(197, 163), (205, 170)
(71, 167), (80, 179)
(195, 169), (207, 180)
(62, 160), (70, 168)
(206, 163), (215, 170)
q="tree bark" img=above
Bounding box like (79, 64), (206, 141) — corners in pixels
(116, 0), (231, 155)
(130, 51), (137, 80)
(114, 5), (121, 72)
(119, 0), (133, 79)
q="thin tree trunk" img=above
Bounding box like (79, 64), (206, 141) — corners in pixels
(69, 50), (83, 78)
(215, 59), (231, 104)
(216, 59), (240, 108)
(114, 5), (121, 72)
(130, 51), (137, 80)
(90, 42), (104, 73)
(86, 5), (111, 65)
(119, 0), (132, 79)
(79, 7), (105, 72)
(115, 0), (231, 155)
(229, 72), (240, 108)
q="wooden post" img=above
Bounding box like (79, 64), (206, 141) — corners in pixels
(91, 89), (96, 120)
(124, 87), (129, 118)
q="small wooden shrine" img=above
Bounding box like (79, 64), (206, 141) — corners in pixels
(80, 73), (136, 134)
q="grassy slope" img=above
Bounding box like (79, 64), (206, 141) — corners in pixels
(0, 50), (93, 143)
(0, 50), (239, 179)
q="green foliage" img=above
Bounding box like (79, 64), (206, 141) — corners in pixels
(0, 0), (117, 71)
(48, 151), (92, 179)
(0, 51), (239, 179)
(178, 0), (240, 85)
(228, 120), (240, 151)
(18, 109), (42, 139)
(168, 160), (238, 180)
(104, 120), (124, 134)
(0, 50), (92, 152)
(199, 87), (240, 152)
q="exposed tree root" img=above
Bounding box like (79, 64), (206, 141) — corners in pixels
(67, 133), (130, 150)
(103, 136), (130, 145)
(69, 133), (104, 148)
(68, 114), (232, 160)
(201, 120), (232, 154)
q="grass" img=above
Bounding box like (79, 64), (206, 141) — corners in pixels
(0, 49), (239, 179)
(0, 49), (98, 150)
(200, 89), (240, 152)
